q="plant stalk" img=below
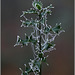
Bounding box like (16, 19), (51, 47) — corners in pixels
(39, 13), (42, 75)
(39, 63), (42, 75)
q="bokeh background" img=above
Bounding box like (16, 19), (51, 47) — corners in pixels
(1, 0), (74, 75)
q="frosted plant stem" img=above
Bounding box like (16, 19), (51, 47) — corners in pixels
(38, 13), (42, 75)
(39, 63), (42, 75)
(31, 43), (37, 57)
(35, 24), (38, 40)
(41, 35), (45, 42)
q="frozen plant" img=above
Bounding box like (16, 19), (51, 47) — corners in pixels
(14, 0), (65, 75)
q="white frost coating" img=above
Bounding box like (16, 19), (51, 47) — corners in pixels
(14, 43), (23, 47)
(31, 43), (37, 56)
(20, 20), (25, 27)
(48, 33), (56, 37)
(14, 35), (22, 47)
(35, 46), (40, 50)
(58, 30), (65, 36)
(23, 16), (28, 20)
(19, 68), (23, 74)
(17, 35), (20, 42)
(49, 34), (57, 42)
(24, 64), (26, 67)
(41, 35), (45, 42)
(29, 61), (40, 74)
(43, 48), (56, 53)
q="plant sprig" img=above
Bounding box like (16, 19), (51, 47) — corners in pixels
(14, 0), (65, 75)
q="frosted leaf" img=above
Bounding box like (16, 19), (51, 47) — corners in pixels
(19, 68), (23, 73)
(58, 30), (65, 36)
(14, 35), (22, 47)
(17, 36), (20, 41)
(50, 34), (56, 42)
(43, 47), (56, 53)
(20, 11), (25, 17)
(23, 16), (28, 20)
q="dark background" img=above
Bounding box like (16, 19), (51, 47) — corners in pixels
(1, 0), (74, 75)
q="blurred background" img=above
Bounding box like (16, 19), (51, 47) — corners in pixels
(1, 0), (74, 75)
